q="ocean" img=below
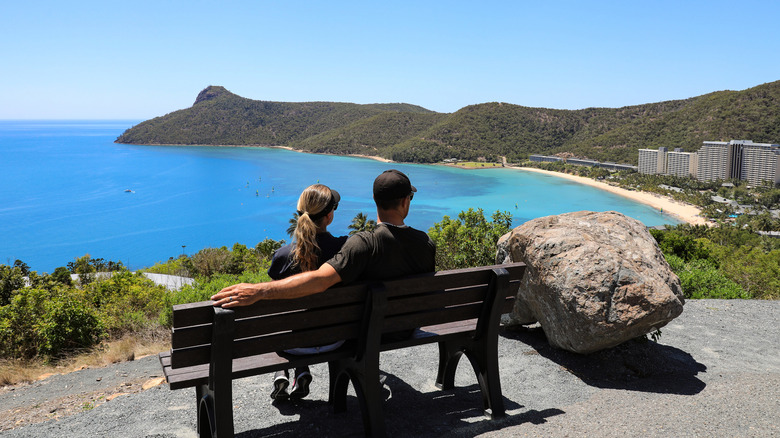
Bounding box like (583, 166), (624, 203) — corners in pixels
(0, 120), (680, 273)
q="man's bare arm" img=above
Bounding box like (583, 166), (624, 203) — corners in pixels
(211, 263), (342, 308)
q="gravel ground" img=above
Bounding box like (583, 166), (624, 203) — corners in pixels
(1, 299), (778, 437)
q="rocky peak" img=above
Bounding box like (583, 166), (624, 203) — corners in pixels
(194, 86), (233, 105)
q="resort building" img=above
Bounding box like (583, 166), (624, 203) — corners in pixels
(566, 158), (600, 167)
(667, 148), (698, 178)
(638, 147), (668, 175)
(740, 141), (780, 186)
(696, 141), (742, 181)
(600, 162), (638, 172)
(528, 154), (637, 171)
(638, 147), (698, 177)
(695, 140), (780, 185)
(529, 155), (562, 163)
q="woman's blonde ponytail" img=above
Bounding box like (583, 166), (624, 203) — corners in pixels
(291, 184), (336, 272)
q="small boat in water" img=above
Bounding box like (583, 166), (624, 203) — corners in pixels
(124, 189), (134, 193)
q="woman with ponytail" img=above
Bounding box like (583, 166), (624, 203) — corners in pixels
(267, 184), (348, 400)
(268, 184), (347, 279)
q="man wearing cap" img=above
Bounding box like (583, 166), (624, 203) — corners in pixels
(212, 169), (435, 306)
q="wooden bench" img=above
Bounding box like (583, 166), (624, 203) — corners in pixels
(159, 262), (526, 437)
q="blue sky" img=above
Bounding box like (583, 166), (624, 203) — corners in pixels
(2, 1), (779, 119)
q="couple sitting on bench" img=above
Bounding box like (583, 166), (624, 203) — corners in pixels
(212, 169), (436, 400)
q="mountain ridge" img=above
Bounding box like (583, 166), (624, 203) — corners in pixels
(116, 81), (780, 165)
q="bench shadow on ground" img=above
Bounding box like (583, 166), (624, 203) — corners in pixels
(500, 325), (707, 395)
(236, 371), (564, 437)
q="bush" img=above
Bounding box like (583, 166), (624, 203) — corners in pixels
(159, 271), (271, 327)
(189, 247), (234, 278)
(84, 270), (169, 336)
(428, 208), (512, 270)
(0, 288), (104, 359)
(665, 255), (747, 299)
(0, 264), (26, 306)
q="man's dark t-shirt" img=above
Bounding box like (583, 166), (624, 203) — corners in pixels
(268, 232), (348, 280)
(326, 223), (436, 284)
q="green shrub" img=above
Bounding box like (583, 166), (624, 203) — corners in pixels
(144, 256), (191, 276)
(0, 288), (104, 360)
(665, 254), (747, 299)
(84, 270), (168, 336)
(428, 208), (512, 270)
(159, 271), (271, 327)
(0, 264), (27, 306)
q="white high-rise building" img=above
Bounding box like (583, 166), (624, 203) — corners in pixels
(638, 147), (697, 177)
(741, 141), (780, 186)
(667, 148), (698, 177)
(696, 140), (779, 184)
(696, 141), (735, 181)
(638, 140), (779, 185)
(638, 147), (667, 174)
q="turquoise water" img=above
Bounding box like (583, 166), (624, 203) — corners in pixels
(0, 121), (680, 273)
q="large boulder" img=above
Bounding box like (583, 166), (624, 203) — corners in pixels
(496, 211), (684, 354)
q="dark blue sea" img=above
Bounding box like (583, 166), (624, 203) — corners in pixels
(0, 120), (680, 273)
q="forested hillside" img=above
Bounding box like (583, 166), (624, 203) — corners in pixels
(116, 81), (780, 164)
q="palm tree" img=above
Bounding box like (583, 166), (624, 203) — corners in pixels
(286, 212), (299, 237)
(348, 212), (377, 236)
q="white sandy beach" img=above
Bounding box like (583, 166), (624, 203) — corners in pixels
(518, 167), (708, 226)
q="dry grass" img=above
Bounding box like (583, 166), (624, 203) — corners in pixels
(0, 327), (170, 387)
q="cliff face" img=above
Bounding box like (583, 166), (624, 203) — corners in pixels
(116, 81), (780, 164)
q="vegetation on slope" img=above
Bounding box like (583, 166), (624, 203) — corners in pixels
(117, 81), (780, 164)
(3, 208), (778, 369)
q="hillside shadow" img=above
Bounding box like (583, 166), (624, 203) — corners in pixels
(500, 325), (707, 395)
(237, 371), (564, 437)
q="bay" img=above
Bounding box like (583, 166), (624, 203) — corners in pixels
(0, 120), (680, 273)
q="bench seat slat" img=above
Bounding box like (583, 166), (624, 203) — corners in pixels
(170, 321), (361, 369)
(162, 317), (486, 390)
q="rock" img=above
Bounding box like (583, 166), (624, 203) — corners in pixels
(496, 211), (684, 354)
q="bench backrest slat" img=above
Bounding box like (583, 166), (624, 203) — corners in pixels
(171, 283), (368, 328)
(172, 302), (365, 349)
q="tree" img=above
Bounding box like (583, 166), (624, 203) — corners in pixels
(0, 263), (26, 306)
(286, 212), (300, 237)
(255, 238), (285, 259)
(348, 212), (377, 235)
(69, 255), (97, 286)
(428, 208), (512, 270)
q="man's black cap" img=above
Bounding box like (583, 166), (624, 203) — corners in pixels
(373, 169), (417, 201)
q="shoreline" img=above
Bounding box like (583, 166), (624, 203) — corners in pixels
(127, 142), (704, 225)
(517, 167), (708, 226)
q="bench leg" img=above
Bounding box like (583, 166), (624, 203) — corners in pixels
(196, 382), (234, 438)
(435, 340), (464, 390)
(328, 360), (350, 413)
(328, 359), (386, 438)
(466, 341), (506, 418)
(435, 340), (506, 418)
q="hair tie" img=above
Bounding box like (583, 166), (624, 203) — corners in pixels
(296, 210), (304, 216)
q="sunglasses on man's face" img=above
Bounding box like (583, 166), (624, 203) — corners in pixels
(409, 192), (414, 201)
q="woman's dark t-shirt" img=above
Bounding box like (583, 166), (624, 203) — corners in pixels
(268, 232), (348, 280)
